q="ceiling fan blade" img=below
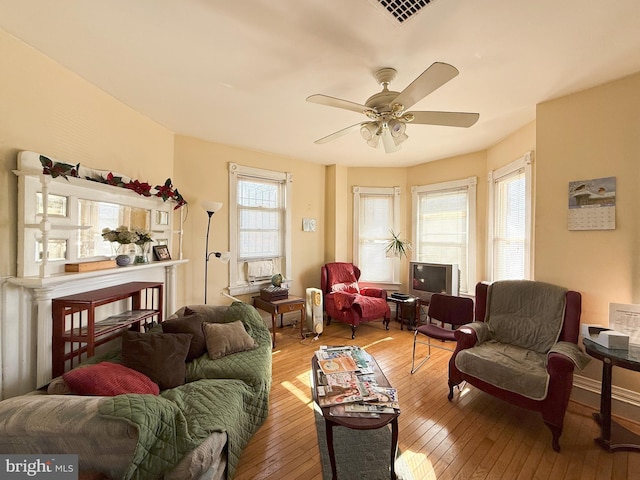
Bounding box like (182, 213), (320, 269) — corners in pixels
(314, 122), (364, 144)
(306, 94), (367, 115)
(409, 111), (479, 128)
(381, 129), (401, 153)
(392, 62), (459, 111)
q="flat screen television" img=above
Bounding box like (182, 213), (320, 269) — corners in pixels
(409, 262), (460, 302)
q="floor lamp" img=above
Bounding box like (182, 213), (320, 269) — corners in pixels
(203, 201), (230, 304)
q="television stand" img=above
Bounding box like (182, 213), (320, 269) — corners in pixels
(386, 295), (424, 331)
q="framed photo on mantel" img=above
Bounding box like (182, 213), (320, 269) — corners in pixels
(153, 245), (171, 261)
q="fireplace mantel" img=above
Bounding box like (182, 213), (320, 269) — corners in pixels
(4, 260), (187, 393)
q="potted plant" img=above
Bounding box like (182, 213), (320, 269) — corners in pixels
(385, 230), (411, 259)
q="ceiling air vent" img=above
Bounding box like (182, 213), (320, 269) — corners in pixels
(372, 0), (435, 25)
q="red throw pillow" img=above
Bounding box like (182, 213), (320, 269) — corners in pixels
(63, 362), (160, 396)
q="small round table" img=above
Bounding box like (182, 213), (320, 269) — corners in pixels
(582, 338), (640, 452)
(386, 295), (422, 330)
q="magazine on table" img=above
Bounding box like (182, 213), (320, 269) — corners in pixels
(316, 345), (374, 374)
(316, 371), (370, 407)
(329, 404), (380, 418)
(344, 403), (396, 415)
(369, 386), (400, 410)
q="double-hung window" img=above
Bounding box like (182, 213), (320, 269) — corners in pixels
(411, 177), (477, 294)
(353, 186), (400, 286)
(487, 152), (534, 281)
(228, 163), (292, 295)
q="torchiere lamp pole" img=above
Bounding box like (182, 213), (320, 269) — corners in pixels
(202, 201), (225, 304)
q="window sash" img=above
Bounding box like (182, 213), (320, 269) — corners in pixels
(352, 186), (400, 285)
(488, 151), (533, 282)
(415, 186), (469, 293)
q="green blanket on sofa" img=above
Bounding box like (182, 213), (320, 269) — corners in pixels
(98, 302), (272, 480)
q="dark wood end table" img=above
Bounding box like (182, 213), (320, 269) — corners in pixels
(387, 295), (421, 330)
(583, 338), (640, 452)
(253, 295), (305, 348)
(311, 354), (399, 480)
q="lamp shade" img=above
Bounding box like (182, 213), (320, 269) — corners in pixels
(202, 201), (223, 214)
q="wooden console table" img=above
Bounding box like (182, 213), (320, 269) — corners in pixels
(52, 281), (163, 377)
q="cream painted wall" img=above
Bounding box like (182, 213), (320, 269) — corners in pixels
(173, 135), (326, 306)
(324, 165), (349, 262)
(536, 72), (640, 392)
(0, 28), (174, 277)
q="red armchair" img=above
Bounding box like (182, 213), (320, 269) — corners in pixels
(448, 280), (587, 452)
(321, 262), (391, 339)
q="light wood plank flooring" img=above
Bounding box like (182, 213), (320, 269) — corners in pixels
(234, 316), (640, 480)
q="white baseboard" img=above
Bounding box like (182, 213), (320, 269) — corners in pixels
(572, 374), (640, 424)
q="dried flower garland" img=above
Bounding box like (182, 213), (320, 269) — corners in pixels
(39, 155), (187, 209)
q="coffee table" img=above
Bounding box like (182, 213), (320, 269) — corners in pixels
(311, 353), (399, 480)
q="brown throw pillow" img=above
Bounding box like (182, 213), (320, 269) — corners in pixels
(161, 312), (207, 361)
(121, 331), (192, 390)
(62, 362), (160, 396)
(203, 320), (256, 360)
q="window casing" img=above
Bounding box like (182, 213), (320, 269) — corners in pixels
(487, 152), (534, 281)
(411, 177), (477, 294)
(353, 186), (401, 287)
(228, 163), (292, 296)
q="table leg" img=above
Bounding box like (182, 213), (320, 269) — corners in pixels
(300, 309), (305, 339)
(271, 313), (277, 348)
(390, 417), (398, 480)
(599, 358), (613, 442)
(325, 419), (338, 480)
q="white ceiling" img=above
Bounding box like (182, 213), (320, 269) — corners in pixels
(2, 0), (640, 167)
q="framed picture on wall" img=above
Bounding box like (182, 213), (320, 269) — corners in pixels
(153, 245), (171, 261)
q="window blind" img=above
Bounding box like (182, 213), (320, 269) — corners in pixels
(492, 169), (525, 280)
(359, 194), (394, 282)
(416, 186), (469, 292)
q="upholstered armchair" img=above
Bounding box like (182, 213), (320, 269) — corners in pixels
(321, 262), (391, 339)
(448, 280), (590, 452)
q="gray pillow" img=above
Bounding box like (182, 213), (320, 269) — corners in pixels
(203, 320), (256, 360)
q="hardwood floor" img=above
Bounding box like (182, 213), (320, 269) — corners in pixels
(234, 316), (640, 480)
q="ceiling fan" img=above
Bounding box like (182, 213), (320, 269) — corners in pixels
(306, 62), (479, 153)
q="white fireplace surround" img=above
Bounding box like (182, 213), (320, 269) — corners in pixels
(0, 151), (188, 400)
(1, 255), (187, 400)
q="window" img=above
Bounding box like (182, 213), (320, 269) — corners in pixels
(353, 186), (400, 286)
(228, 163), (292, 295)
(488, 152), (534, 281)
(411, 177), (477, 294)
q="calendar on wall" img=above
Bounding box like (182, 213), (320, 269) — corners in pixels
(567, 176), (616, 231)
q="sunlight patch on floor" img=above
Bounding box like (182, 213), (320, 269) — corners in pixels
(398, 449), (436, 480)
(281, 380), (314, 409)
(361, 336), (395, 349)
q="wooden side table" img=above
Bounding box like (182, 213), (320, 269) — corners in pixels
(386, 295), (421, 330)
(583, 338), (640, 452)
(253, 295), (305, 348)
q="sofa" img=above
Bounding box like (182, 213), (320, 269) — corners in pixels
(0, 302), (272, 480)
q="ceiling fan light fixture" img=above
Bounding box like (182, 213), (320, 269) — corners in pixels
(388, 118), (406, 137)
(366, 135), (381, 149)
(360, 122), (380, 141)
(402, 113), (415, 122)
(392, 132), (409, 146)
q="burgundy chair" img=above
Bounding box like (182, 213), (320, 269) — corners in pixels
(410, 293), (474, 374)
(321, 262), (391, 339)
(448, 280), (586, 452)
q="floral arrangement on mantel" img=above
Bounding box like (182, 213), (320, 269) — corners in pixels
(101, 227), (153, 246)
(39, 155), (187, 209)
